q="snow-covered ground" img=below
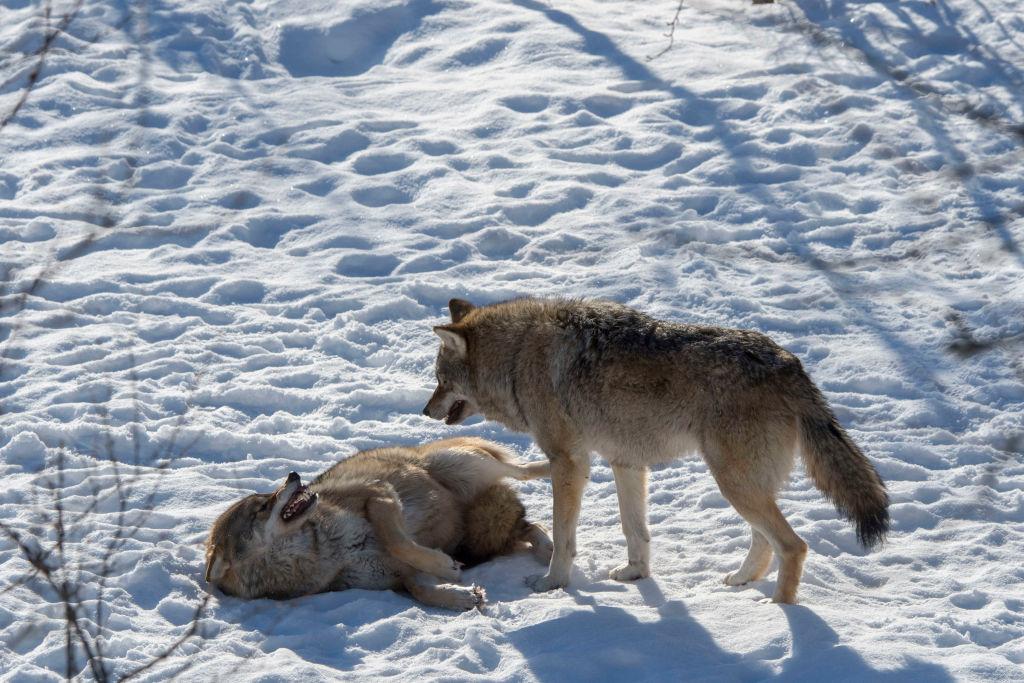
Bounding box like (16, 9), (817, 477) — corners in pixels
(2, 0), (1023, 679)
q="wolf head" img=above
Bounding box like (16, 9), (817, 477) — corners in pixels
(204, 472), (321, 599)
(423, 298), (480, 425)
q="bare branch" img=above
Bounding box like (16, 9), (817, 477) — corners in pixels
(647, 1), (685, 62)
(119, 594), (211, 682)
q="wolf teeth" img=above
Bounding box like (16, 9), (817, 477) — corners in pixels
(280, 486), (312, 521)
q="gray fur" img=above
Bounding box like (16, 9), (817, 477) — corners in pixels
(205, 438), (551, 610)
(424, 297), (889, 603)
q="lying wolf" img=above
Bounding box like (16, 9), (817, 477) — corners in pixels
(205, 438), (551, 610)
(423, 298), (889, 603)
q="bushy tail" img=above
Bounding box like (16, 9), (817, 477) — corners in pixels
(455, 484), (527, 566)
(469, 438), (551, 478)
(799, 393), (890, 549)
(467, 438), (515, 464)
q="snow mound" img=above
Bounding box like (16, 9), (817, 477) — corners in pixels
(0, 432), (48, 472)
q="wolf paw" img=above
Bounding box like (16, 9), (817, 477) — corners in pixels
(425, 551), (462, 583)
(443, 559), (464, 583)
(610, 562), (650, 581)
(769, 590), (798, 604)
(450, 584), (487, 611)
(724, 571), (752, 586)
(525, 573), (567, 593)
(470, 584), (487, 611)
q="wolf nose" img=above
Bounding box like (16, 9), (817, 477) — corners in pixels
(422, 404), (430, 416)
(287, 471), (300, 483)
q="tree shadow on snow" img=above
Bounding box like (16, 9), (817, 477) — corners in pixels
(209, 590), (408, 673)
(510, 0), (1015, 439)
(785, 0), (1024, 267)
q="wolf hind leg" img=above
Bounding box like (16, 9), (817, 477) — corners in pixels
(704, 428), (806, 603)
(711, 474), (807, 603)
(403, 572), (485, 611)
(366, 486), (462, 582)
(736, 499), (806, 603)
(609, 464), (651, 581)
(724, 529), (773, 586)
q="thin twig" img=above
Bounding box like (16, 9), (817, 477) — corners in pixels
(120, 595), (211, 682)
(647, 1), (685, 61)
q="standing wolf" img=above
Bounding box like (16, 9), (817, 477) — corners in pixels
(423, 298), (889, 603)
(205, 438), (551, 610)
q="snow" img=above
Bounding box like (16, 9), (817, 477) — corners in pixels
(1, 0), (1023, 679)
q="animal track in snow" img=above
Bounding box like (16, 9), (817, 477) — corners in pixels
(500, 95), (549, 113)
(351, 186), (413, 207)
(449, 38), (510, 67)
(296, 177), (338, 196)
(215, 190), (262, 210)
(580, 94), (633, 117)
(474, 228), (529, 258)
(501, 187), (593, 226)
(352, 152), (415, 175)
(278, 0), (443, 77)
(417, 139), (458, 155)
(287, 130), (371, 164)
(335, 253), (401, 277)
(232, 215), (319, 248)
(134, 163), (193, 190)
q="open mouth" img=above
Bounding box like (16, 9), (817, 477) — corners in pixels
(280, 484), (317, 522)
(445, 400), (466, 425)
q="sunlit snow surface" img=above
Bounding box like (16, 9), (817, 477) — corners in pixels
(1, 0), (1023, 679)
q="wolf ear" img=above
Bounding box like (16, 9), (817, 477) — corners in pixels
(448, 298), (475, 323)
(433, 325), (467, 357)
(205, 549), (229, 584)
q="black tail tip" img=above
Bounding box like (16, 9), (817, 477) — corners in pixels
(856, 508), (890, 549)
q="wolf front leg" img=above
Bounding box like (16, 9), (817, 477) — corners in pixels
(609, 464), (651, 581)
(526, 453), (589, 592)
(404, 572), (485, 611)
